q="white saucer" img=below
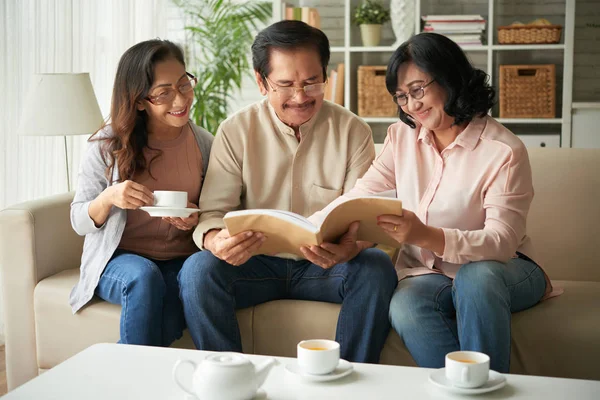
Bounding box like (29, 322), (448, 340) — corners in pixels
(139, 206), (200, 218)
(285, 359), (354, 382)
(429, 368), (507, 395)
(180, 388), (266, 400)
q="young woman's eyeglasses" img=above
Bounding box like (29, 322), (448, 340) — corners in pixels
(146, 72), (197, 105)
(393, 79), (435, 106)
(263, 76), (327, 99)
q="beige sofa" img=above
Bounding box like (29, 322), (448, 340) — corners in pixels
(1, 148), (600, 391)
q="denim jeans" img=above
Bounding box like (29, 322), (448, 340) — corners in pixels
(95, 250), (188, 346)
(389, 256), (547, 372)
(178, 248), (398, 363)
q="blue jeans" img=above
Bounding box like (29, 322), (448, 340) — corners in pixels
(389, 256), (547, 373)
(178, 248), (398, 363)
(95, 250), (187, 346)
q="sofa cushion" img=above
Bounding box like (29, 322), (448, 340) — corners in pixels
(33, 269), (254, 369)
(34, 269), (600, 380)
(527, 149), (600, 282)
(249, 298), (417, 367)
(510, 280), (600, 380)
(33, 268), (416, 370)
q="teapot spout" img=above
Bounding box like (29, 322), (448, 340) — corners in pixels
(255, 357), (278, 388)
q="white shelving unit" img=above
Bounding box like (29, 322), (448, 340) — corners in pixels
(273, 0), (576, 148)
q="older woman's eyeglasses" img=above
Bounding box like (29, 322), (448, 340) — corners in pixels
(263, 76), (327, 99)
(146, 72), (197, 105)
(393, 79), (435, 106)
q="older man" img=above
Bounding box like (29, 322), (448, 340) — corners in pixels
(178, 20), (397, 363)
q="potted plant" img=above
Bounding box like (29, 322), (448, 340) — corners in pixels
(353, 0), (391, 47)
(174, 0), (271, 134)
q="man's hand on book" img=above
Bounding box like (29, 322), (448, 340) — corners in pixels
(300, 221), (364, 269)
(205, 229), (266, 266)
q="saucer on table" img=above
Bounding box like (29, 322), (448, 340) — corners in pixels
(429, 368), (507, 395)
(139, 206), (200, 218)
(285, 359), (353, 382)
(180, 388), (266, 400)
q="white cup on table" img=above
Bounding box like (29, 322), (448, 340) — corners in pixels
(445, 351), (490, 388)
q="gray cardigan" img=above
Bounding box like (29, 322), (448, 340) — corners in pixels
(69, 123), (213, 313)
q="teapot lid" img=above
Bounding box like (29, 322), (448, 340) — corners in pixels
(204, 353), (250, 367)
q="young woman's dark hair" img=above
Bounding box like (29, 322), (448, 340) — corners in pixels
(91, 39), (185, 181)
(386, 32), (495, 129)
(252, 20), (330, 84)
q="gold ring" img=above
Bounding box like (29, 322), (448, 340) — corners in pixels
(394, 225), (397, 232)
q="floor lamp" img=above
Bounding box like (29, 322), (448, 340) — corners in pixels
(18, 73), (104, 192)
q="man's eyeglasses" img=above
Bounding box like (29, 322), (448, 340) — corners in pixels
(146, 72), (197, 105)
(263, 76), (327, 99)
(393, 79), (435, 106)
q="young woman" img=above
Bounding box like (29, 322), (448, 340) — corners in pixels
(311, 32), (555, 373)
(69, 39), (213, 346)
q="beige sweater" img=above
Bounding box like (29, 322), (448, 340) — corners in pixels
(194, 99), (376, 254)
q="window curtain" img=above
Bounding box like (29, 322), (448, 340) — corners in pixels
(0, 0), (172, 210)
(0, 0), (178, 343)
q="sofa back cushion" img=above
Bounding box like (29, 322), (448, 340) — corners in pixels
(527, 148), (600, 282)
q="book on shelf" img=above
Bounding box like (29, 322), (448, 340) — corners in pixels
(422, 15), (485, 22)
(424, 22), (486, 31)
(223, 195), (403, 257)
(324, 69), (336, 102)
(324, 63), (344, 106)
(334, 63), (344, 106)
(283, 5), (320, 29)
(422, 15), (486, 46)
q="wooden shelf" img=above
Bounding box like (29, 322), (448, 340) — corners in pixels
(496, 118), (563, 124)
(349, 46), (396, 52)
(491, 44), (565, 51)
(361, 117), (397, 123)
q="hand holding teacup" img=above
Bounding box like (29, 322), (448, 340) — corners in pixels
(153, 191), (198, 231)
(102, 180), (154, 210)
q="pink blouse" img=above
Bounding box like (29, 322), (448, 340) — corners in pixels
(312, 116), (554, 297)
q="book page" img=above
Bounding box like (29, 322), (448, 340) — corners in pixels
(319, 196), (403, 247)
(223, 209), (320, 257)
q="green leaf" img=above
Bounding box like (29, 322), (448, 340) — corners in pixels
(174, 0), (271, 134)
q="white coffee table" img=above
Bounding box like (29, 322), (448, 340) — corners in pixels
(3, 343), (600, 399)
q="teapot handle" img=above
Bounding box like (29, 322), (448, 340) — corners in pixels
(172, 359), (198, 397)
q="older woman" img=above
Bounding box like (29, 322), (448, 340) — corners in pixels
(310, 32), (554, 373)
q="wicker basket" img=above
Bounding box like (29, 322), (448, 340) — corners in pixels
(357, 66), (397, 117)
(499, 64), (556, 118)
(497, 25), (562, 44)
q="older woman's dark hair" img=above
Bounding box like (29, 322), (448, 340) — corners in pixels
(386, 33), (495, 129)
(252, 20), (330, 83)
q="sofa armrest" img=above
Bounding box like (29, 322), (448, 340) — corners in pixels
(0, 192), (83, 390)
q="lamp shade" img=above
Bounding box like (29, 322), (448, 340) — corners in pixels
(18, 73), (104, 136)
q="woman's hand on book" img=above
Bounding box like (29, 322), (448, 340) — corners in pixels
(300, 221), (363, 269)
(378, 211), (445, 254)
(205, 228), (266, 266)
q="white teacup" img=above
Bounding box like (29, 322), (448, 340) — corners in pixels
(297, 339), (340, 375)
(153, 190), (187, 208)
(445, 351), (490, 388)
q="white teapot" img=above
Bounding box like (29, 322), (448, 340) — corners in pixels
(173, 352), (278, 400)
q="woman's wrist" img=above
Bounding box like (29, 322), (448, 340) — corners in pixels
(98, 188), (113, 210)
(415, 226), (445, 255)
